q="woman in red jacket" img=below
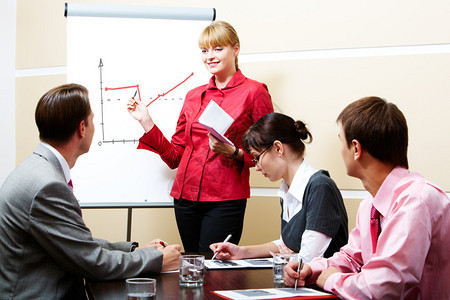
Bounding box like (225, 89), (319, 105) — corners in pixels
(127, 21), (273, 252)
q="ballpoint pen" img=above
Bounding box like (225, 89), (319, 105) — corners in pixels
(211, 234), (232, 260)
(131, 90), (138, 108)
(294, 256), (303, 290)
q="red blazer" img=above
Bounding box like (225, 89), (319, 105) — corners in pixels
(138, 70), (273, 202)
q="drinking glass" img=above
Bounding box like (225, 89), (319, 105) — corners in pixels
(126, 278), (156, 300)
(179, 255), (205, 287)
(272, 253), (297, 283)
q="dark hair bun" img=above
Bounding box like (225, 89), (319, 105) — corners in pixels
(294, 120), (312, 143)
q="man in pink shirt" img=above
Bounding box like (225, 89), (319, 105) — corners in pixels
(284, 96), (450, 299)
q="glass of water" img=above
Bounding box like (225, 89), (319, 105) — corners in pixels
(126, 278), (156, 300)
(272, 253), (297, 284)
(179, 255), (205, 287)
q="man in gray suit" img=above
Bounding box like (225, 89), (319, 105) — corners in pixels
(0, 84), (181, 299)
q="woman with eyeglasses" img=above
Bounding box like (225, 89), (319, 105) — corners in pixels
(210, 113), (348, 262)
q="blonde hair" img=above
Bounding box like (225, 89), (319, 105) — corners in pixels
(198, 20), (240, 70)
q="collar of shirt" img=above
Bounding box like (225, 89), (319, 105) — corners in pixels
(205, 69), (246, 90)
(371, 166), (410, 218)
(278, 160), (317, 221)
(41, 142), (71, 184)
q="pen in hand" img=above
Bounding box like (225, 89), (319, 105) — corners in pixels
(294, 256), (303, 290)
(211, 234), (232, 260)
(131, 90), (138, 109)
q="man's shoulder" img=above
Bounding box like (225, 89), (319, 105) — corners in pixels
(396, 170), (447, 200)
(20, 151), (60, 179)
(384, 170), (449, 221)
(1, 151), (61, 197)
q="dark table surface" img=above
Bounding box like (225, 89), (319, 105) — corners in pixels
(87, 267), (334, 300)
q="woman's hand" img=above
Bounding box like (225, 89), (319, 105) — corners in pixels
(127, 98), (155, 132)
(208, 134), (238, 158)
(209, 242), (244, 260)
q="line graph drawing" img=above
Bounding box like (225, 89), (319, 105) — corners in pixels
(97, 58), (193, 146)
(68, 17), (212, 205)
(105, 84), (141, 101)
(146, 72), (194, 107)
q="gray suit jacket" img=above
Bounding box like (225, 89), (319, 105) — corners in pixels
(0, 144), (163, 299)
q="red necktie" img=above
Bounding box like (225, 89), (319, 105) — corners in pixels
(68, 179), (73, 190)
(370, 205), (381, 253)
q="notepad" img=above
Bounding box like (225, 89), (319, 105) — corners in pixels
(198, 100), (234, 146)
(205, 258), (273, 269)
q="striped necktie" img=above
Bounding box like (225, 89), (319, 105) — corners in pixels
(370, 205), (381, 253)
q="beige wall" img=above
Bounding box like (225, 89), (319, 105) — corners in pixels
(15, 0), (450, 248)
(82, 197), (362, 247)
(82, 196), (283, 246)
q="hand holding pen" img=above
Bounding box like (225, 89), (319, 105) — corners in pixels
(294, 255), (303, 290)
(127, 90), (155, 132)
(211, 234), (232, 260)
(284, 259), (312, 288)
(141, 239), (168, 249)
(127, 90), (142, 111)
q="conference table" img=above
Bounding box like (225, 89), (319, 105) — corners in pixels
(86, 256), (334, 300)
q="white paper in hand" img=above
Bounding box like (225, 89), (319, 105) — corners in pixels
(198, 100), (234, 145)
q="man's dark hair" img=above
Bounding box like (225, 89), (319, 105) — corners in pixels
(337, 96), (408, 169)
(35, 84), (91, 145)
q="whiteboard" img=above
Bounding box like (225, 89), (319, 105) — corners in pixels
(67, 14), (212, 205)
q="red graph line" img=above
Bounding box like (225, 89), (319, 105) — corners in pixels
(105, 84), (141, 101)
(105, 84), (138, 91)
(146, 72), (194, 107)
(104, 72), (193, 107)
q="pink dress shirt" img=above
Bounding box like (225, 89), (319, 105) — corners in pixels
(308, 167), (450, 299)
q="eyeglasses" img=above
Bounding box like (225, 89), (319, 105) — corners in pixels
(252, 144), (273, 166)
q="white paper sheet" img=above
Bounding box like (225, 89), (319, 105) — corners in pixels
(205, 258), (273, 269)
(214, 287), (334, 299)
(198, 100), (234, 145)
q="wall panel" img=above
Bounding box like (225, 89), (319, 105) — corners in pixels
(15, 0), (450, 246)
(242, 53), (450, 190)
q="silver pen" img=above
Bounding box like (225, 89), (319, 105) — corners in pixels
(211, 234), (232, 260)
(294, 256), (303, 290)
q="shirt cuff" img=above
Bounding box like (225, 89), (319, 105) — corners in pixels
(137, 125), (170, 154)
(130, 242), (139, 252)
(306, 257), (329, 284)
(323, 272), (341, 293)
(272, 238), (282, 247)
